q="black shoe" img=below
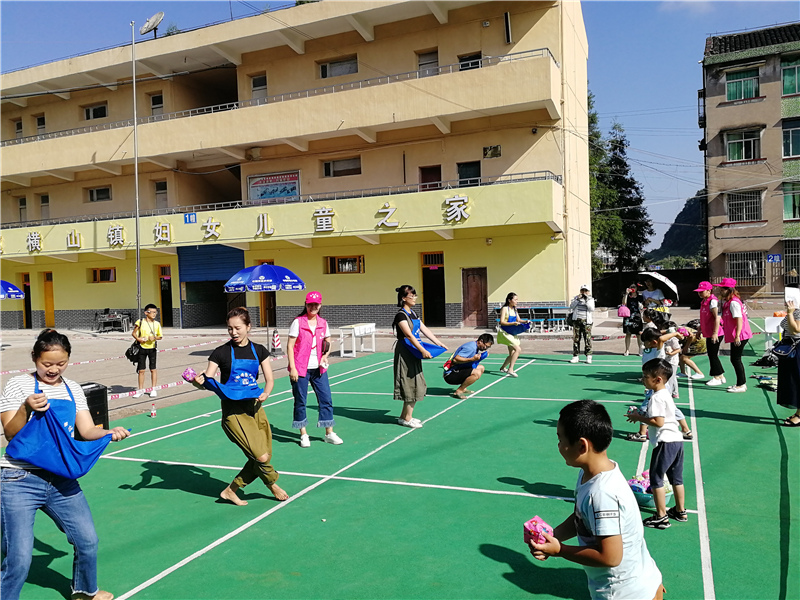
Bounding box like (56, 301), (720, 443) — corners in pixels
(666, 507), (688, 522)
(643, 514), (670, 529)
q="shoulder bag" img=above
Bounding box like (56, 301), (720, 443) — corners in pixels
(771, 337), (800, 359)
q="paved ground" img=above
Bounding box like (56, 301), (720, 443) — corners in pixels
(0, 307), (777, 425)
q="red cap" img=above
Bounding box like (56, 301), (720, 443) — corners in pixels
(719, 277), (737, 288)
(305, 291), (322, 304)
(694, 281), (713, 292)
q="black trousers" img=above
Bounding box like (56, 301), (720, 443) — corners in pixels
(729, 342), (746, 386)
(705, 337), (724, 377)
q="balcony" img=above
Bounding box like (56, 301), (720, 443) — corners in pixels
(1, 49), (561, 179)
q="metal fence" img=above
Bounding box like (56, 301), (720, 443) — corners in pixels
(1, 48), (556, 147)
(725, 250), (766, 287)
(0, 170), (561, 230)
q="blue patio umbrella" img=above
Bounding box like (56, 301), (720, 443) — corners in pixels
(223, 264), (306, 293)
(0, 280), (25, 299)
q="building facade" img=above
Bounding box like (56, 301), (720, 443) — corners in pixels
(700, 23), (800, 296)
(1, 1), (589, 330)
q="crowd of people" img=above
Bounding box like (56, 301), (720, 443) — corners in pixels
(1, 277), (797, 600)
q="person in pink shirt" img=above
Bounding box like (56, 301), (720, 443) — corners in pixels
(694, 281), (725, 386)
(718, 278), (753, 393)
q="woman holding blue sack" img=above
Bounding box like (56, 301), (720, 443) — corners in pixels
(191, 307), (288, 504)
(392, 285), (448, 428)
(1, 329), (130, 600)
(498, 292), (530, 377)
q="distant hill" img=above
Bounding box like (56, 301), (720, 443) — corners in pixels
(646, 190), (706, 262)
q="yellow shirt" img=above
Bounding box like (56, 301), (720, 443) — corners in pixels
(135, 319), (162, 349)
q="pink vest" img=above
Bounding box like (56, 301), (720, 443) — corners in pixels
(721, 296), (753, 343)
(699, 295), (723, 338)
(292, 315), (328, 377)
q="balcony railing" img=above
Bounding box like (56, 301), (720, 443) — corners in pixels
(1, 48), (557, 147)
(0, 170), (561, 230)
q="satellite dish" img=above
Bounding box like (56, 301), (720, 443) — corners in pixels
(140, 12), (164, 37)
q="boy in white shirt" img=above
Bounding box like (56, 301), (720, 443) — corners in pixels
(530, 400), (664, 600)
(626, 358), (688, 529)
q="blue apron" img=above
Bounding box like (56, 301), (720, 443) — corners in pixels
(401, 309), (446, 359)
(501, 309), (531, 335)
(203, 342), (263, 401)
(5, 375), (112, 479)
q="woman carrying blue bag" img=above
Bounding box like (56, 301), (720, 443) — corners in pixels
(392, 285), (447, 429)
(0, 329), (130, 600)
(497, 292), (530, 377)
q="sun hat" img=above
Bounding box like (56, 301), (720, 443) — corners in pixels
(719, 277), (737, 288)
(305, 291), (322, 304)
(694, 281), (713, 292)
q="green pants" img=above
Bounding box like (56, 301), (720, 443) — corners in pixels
(572, 320), (593, 356)
(221, 399), (279, 487)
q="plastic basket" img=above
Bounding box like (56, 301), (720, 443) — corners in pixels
(632, 490), (674, 509)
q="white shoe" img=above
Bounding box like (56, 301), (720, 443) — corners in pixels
(569, 356), (579, 364)
(586, 356), (592, 364)
(149, 390), (158, 398)
(398, 418), (423, 429)
(133, 390), (144, 398)
(691, 373), (705, 380)
(706, 377), (723, 387)
(324, 432), (343, 445)
(727, 385), (747, 393)
(299, 434), (311, 448)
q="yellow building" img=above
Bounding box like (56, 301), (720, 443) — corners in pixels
(1, 0), (589, 330)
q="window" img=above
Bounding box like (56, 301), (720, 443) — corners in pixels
(325, 256), (364, 274)
(13, 119), (22, 139)
(459, 52), (482, 71)
(785, 239), (800, 285)
(90, 268), (116, 283)
(726, 68), (759, 101)
(784, 127), (800, 158)
(319, 56), (358, 79)
(784, 182), (800, 220)
(35, 115), (45, 134)
(39, 194), (50, 220)
(725, 251), (765, 287)
(18, 197), (26, 221)
(726, 190), (762, 222)
(84, 103), (108, 121)
(725, 130), (760, 161)
(323, 157), (361, 177)
(150, 93), (163, 116)
(250, 75), (267, 100)
(782, 57), (800, 96)
(419, 165), (442, 191)
(155, 181), (168, 209)
(88, 187), (112, 202)
(417, 50), (438, 78)
(457, 161), (481, 187)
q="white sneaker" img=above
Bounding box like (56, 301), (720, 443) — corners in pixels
(397, 418), (423, 429)
(410, 417), (423, 426)
(569, 356), (579, 364)
(727, 385), (747, 393)
(586, 356), (592, 364)
(133, 390), (144, 398)
(149, 390), (158, 398)
(706, 378), (723, 387)
(299, 434), (311, 448)
(691, 373), (705, 380)
(324, 432), (343, 445)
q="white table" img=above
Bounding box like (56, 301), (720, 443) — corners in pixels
(339, 323), (376, 358)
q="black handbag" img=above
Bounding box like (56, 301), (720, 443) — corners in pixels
(771, 337), (800, 359)
(125, 341), (141, 363)
(566, 313), (574, 327)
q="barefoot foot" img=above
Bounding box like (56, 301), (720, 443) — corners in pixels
(219, 486), (248, 506)
(268, 483), (289, 501)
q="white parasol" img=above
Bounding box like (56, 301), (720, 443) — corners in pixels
(639, 271), (679, 301)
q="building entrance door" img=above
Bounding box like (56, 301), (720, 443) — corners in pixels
(22, 273), (32, 329)
(258, 259), (277, 327)
(43, 272), (54, 327)
(421, 252), (445, 327)
(461, 267), (487, 327)
(159, 266), (173, 327)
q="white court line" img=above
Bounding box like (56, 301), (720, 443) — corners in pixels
(105, 361), (394, 456)
(115, 357), (536, 600)
(688, 377), (716, 599)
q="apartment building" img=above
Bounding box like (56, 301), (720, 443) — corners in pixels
(700, 22), (800, 296)
(0, 1), (589, 330)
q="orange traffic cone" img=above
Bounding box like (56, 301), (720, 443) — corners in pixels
(270, 328), (285, 356)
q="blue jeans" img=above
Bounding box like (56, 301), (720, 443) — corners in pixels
(291, 368), (335, 429)
(1, 468), (99, 600)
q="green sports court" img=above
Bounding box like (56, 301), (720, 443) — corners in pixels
(16, 347), (799, 600)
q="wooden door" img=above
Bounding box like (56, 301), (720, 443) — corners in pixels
(257, 259), (276, 327)
(461, 267), (487, 327)
(43, 272), (54, 327)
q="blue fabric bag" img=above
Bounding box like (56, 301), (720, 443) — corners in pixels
(404, 340), (448, 359)
(5, 379), (111, 479)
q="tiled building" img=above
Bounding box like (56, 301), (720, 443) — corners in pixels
(700, 22), (800, 295)
(1, 1), (589, 330)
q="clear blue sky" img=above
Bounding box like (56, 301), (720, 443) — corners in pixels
(2, 1), (799, 250)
